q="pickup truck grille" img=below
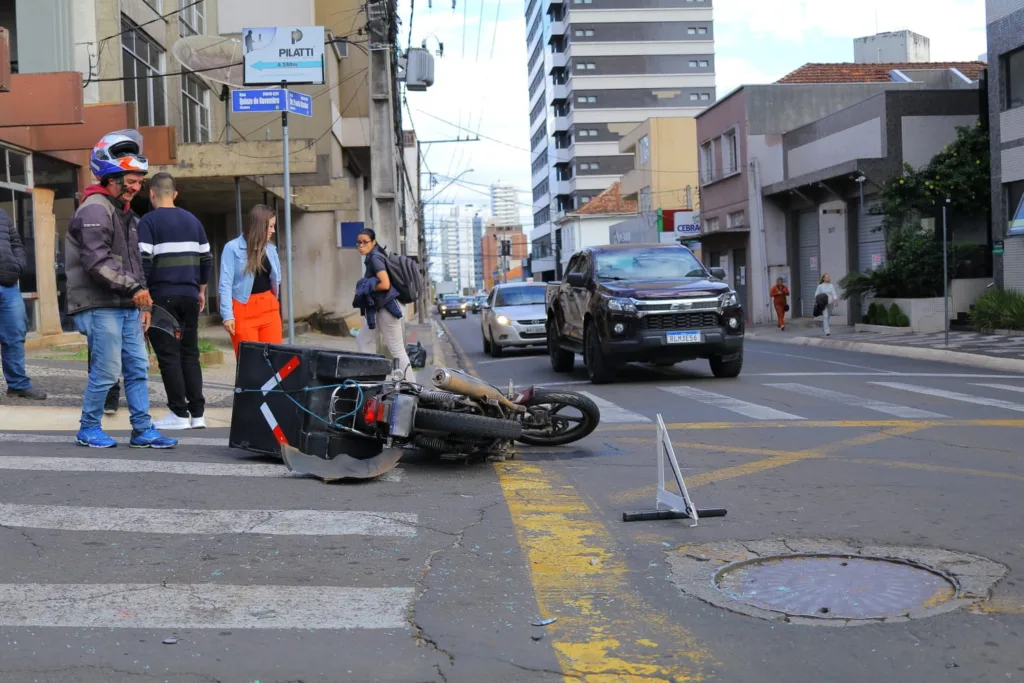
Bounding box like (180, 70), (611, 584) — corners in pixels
(641, 312), (719, 330)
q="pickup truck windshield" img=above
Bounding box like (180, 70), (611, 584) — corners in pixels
(494, 287), (546, 307)
(595, 247), (707, 281)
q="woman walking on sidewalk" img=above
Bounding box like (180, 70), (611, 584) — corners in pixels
(219, 205), (282, 356)
(353, 228), (413, 381)
(770, 277), (790, 331)
(815, 273), (839, 336)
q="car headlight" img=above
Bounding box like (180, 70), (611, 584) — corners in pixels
(720, 291), (739, 308)
(496, 315), (510, 326)
(607, 298), (637, 313)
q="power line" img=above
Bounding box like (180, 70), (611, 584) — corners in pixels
(489, 0), (502, 60)
(98, 0), (204, 44)
(413, 109), (529, 152)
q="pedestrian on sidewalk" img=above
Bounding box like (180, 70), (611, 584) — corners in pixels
(0, 208), (46, 402)
(219, 204), (282, 356)
(353, 228), (413, 381)
(139, 172), (212, 431)
(770, 277), (790, 331)
(64, 130), (176, 449)
(815, 273), (839, 337)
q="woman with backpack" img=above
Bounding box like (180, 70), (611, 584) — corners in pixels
(219, 204), (282, 356)
(354, 228), (414, 381)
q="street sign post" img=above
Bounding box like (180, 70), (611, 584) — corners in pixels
(237, 25), (323, 344)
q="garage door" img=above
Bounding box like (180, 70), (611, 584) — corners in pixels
(798, 210), (820, 317)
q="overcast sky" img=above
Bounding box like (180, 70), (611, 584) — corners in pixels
(396, 0), (988, 232)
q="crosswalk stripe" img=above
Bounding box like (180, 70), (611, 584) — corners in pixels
(661, 386), (805, 421)
(872, 382), (1024, 413)
(765, 383), (947, 419)
(972, 383), (1024, 394)
(578, 391), (652, 423)
(0, 583), (414, 630)
(0, 503), (418, 537)
(0, 455), (405, 482)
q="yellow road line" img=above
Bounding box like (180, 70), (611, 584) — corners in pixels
(496, 462), (717, 682)
(597, 419), (1024, 432)
(612, 437), (792, 458)
(840, 458), (1024, 484)
(607, 426), (926, 506)
(970, 597), (1024, 614)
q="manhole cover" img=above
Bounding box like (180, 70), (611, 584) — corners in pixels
(714, 554), (957, 620)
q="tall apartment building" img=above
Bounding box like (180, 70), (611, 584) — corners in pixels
(490, 181), (520, 226)
(523, 0), (716, 281)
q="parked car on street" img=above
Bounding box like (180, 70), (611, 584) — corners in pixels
(438, 295), (468, 319)
(480, 283), (548, 357)
(545, 243), (744, 383)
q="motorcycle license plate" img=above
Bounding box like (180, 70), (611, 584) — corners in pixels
(667, 330), (702, 344)
(523, 325), (545, 335)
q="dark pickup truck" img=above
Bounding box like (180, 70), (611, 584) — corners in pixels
(545, 243), (744, 384)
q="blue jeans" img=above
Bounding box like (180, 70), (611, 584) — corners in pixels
(73, 308), (151, 431)
(0, 283), (31, 391)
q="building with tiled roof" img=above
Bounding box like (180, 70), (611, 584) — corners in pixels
(553, 182), (639, 272)
(776, 62), (986, 85)
(575, 182), (637, 216)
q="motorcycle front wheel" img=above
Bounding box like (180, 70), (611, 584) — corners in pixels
(516, 389), (600, 447)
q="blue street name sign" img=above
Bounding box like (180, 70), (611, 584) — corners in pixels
(231, 89), (284, 113)
(286, 90), (313, 117)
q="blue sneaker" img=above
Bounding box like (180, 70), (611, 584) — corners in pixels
(130, 427), (178, 449)
(75, 426), (118, 449)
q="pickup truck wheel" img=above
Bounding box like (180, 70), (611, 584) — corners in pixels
(585, 324), (615, 384)
(709, 353), (743, 378)
(548, 323), (575, 373)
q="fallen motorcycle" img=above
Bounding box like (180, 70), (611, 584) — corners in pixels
(228, 342), (600, 481)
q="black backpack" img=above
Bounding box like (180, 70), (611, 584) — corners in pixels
(381, 247), (423, 305)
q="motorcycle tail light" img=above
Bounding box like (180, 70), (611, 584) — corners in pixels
(363, 396), (381, 424)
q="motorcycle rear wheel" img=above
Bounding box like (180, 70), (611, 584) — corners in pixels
(414, 408), (523, 440)
(516, 390), (600, 447)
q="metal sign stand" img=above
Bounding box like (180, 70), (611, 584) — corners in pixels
(622, 414), (728, 526)
(280, 78), (295, 344)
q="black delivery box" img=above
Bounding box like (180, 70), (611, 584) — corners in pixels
(229, 341), (393, 458)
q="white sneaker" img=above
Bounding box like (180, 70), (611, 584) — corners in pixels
(153, 412), (192, 431)
(190, 416), (207, 430)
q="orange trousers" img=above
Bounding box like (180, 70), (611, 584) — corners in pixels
(231, 290), (282, 356)
(774, 302), (787, 328)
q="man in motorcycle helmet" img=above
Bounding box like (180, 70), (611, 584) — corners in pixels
(64, 130), (177, 449)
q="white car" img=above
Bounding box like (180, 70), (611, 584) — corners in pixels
(480, 283), (548, 357)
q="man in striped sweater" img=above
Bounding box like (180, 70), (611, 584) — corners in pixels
(138, 172), (212, 430)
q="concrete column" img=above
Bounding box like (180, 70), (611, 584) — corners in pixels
(31, 187), (61, 336)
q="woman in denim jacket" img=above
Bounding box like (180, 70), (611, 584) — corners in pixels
(219, 205), (282, 355)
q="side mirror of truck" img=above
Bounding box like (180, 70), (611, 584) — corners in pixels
(710, 267), (726, 280)
(566, 272), (587, 287)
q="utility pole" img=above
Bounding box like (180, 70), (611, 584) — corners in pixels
(368, 0), (401, 254)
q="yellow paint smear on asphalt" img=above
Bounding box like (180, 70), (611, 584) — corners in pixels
(608, 426), (926, 506)
(970, 597), (1024, 614)
(596, 419), (1024, 433)
(497, 461), (717, 682)
(612, 438), (792, 458)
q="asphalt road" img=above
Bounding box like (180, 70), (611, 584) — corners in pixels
(0, 314), (1022, 682)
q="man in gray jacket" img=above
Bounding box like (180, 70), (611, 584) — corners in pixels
(65, 130), (176, 449)
(0, 208), (45, 402)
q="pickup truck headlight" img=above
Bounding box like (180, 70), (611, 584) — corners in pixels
(720, 291), (739, 308)
(607, 298), (637, 313)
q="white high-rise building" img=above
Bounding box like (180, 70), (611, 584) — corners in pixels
(490, 182), (520, 227)
(524, 0), (716, 281)
(433, 203), (489, 293)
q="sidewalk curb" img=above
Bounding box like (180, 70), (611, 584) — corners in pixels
(0, 406), (234, 432)
(747, 332), (1024, 373)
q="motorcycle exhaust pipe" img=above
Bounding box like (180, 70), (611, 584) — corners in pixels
(431, 368), (526, 413)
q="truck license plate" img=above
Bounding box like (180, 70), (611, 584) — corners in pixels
(667, 330), (702, 344)
(523, 325), (545, 335)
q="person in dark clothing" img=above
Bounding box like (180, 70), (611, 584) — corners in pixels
(65, 130), (176, 449)
(354, 228), (413, 381)
(0, 208), (46, 402)
(138, 172), (212, 430)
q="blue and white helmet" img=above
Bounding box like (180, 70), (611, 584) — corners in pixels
(90, 130), (149, 181)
